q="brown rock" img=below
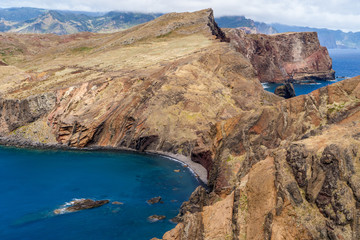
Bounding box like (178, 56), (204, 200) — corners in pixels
(274, 82), (296, 99)
(1, 7), (360, 240)
(202, 192), (234, 239)
(54, 199), (109, 214)
(147, 196), (162, 204)
(148, 215), (166, 222)
(225, 28), (335, 83)
(246, 157), (277, 240)
(65, 199), (109, 212)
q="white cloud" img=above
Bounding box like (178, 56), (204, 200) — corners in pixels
(1, 0), (360, 32)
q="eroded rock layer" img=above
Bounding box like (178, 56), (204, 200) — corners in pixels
(225, 29), (335, 83)
(0, 8), (356, 240)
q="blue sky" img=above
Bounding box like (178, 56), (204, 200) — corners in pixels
(1, 0), (359, 32)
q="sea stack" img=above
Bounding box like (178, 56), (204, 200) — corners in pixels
(274, 82), (296, 98)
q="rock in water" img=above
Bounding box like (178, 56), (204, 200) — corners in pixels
(53, 199), (109, 214)
(274, 82), (296, 99)
(147, 196), (162, 204)
(66, 199), (109, 212)
(148, 215), (166, 222)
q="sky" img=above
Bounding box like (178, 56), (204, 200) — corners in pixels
(1, 0), (360, 32)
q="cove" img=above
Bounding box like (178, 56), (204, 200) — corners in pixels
(263, 49), (360, 95)
(0, 146), (200, 240)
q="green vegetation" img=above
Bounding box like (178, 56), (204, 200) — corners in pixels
(0, 47), (24, 56)
(71, 46), (93, 53)
(328, 102), (346, 114)
(239, 194), (248, 212)
(156, 31), (173, 39)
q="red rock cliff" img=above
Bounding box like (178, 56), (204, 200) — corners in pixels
(225, 29), (335, 83)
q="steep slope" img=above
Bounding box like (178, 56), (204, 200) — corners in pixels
(0, 9), (274, 156)
(159, 75), (360, 240)
(0, 8), (355, 240)
(225, 29), (335, 82)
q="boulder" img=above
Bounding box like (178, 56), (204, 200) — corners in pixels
(54, 199), (109, 214)
(147, 196), (162, 204)
(274, 82), (296, 99)
(148, 215), (166, 222)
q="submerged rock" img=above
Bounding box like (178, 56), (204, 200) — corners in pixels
(274, 82), (296, 99)
(53, 199), (109, 214)
(147, 196), (162, 204)
(148, 215), (166, 222)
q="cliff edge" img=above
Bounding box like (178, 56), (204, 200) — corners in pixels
(0, 9), (356, 240)
(226, 29), (335, 82)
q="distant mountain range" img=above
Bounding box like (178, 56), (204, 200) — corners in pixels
(215, 16), (277, 34)
(0, 7), (161, 34)
(216, 17), (360, 49)
(271, 24), (360, 49)
(0, 7), (359, 49)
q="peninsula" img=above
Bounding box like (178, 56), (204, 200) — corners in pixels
(0, 9), (359, 240)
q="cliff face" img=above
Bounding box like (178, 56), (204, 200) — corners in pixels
(0, 8), (272, 169)
(0, 8), (356, 240)
(160, 76), (360, 240)
(225, 29), (335, 82)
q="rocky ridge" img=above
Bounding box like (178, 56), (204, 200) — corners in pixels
(225, 29), (335, 83)
(0, 8), (357, 240)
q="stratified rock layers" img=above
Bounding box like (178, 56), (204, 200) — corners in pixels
(225, 29), (335, 83)
(0, 8), (358, 240)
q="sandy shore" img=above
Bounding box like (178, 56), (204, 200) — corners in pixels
(147, 150), (208, 185)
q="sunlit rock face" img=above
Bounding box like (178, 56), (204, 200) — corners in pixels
(225, 29), (335, 83)
(1, 8), (359, 240)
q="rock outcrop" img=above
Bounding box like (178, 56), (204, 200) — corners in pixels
(148, 215), (166, 222)
(225, 29), (335, 82)
(147, 196), (162, 204)
(161, 76), (360, 239)
(274, 82), (296, 98)
(53, 199), (109, 214)
(0, 8), (358, 240)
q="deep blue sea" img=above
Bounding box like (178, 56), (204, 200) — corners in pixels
(263, 49), (360, 95)
(1, 49), (358, 240)
(0, 147), (199, 240)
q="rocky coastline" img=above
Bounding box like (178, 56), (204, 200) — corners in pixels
(225, 28), (335, 83)
(0, 135), (209, 185)
(1, 8), (359, 240)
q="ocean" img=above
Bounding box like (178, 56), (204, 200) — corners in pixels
(0, 147), (199, 240)
(263, 49), (360, 95)
(1, 49), (358, 240)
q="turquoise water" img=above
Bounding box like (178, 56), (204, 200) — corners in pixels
(0, 147), (200, 240)
(263, 49), (360, 95)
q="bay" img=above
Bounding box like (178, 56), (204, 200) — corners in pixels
(0, 147), (199, 240)
(263, 49), (360, 95)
